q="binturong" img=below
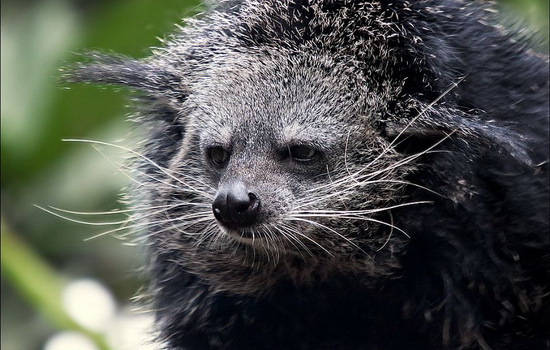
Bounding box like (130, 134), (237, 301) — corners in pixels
(65, 0), (549, 349)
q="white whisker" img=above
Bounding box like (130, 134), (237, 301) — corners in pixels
(376, 212), (395, 251)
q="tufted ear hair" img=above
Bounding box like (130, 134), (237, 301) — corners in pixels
(62, 53), (191, 169)
(62, 52), (187, 99)
(383, 99), (533, 167)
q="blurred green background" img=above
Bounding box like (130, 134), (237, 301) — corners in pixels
(1, 1), (547, 349)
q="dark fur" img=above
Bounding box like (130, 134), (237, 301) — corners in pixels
(67, 0), (549, 349)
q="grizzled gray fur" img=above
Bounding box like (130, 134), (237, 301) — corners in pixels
(67, 0), (549, 349)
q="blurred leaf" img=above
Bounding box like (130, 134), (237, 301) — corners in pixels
(84, 0), (202, 56)
(2, 0), (201, 188)
(1, 0), (81, 185)
(1, 220), (111, 350)
(500, 0), (549, 42)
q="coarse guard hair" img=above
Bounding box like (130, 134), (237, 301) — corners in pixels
(65, 0), (549, 349)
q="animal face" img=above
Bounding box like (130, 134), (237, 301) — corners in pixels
(130, 53), (416, 293)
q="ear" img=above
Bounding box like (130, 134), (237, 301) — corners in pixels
(383, 101), (533, 166)
(61, 52), (187, 100)
(62, 52), (189, 168)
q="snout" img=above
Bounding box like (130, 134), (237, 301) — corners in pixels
(212, 180), (261, 229)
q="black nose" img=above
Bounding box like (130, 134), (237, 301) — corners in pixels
(212, 181), (261, 229)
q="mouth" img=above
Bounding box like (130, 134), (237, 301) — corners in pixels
(219, 225), (268, 245)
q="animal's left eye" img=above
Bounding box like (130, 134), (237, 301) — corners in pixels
(289, 145), (318, 162)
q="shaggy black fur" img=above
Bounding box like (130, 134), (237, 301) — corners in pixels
(67, 0), (549, 349)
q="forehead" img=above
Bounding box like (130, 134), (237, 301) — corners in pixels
(191, 54), (360, 139)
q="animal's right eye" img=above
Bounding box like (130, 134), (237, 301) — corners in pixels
(208, 147), (230, 166)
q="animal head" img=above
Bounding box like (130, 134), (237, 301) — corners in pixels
(65, 0), (541, 294)
(140, 52), (414, 293)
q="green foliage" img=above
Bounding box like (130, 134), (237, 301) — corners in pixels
(2, 1), (200, 349)
(501, 0), (549, 42)
(2, 224), (110, 350)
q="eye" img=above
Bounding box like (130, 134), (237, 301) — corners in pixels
(208, 146), (230, 166)
(289, 145), (318, 162)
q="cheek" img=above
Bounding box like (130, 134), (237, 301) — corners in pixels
(260, 185), (295, 220)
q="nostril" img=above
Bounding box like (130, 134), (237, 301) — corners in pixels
(212, 182), (262, 228)
(247, 192), (260, 212)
